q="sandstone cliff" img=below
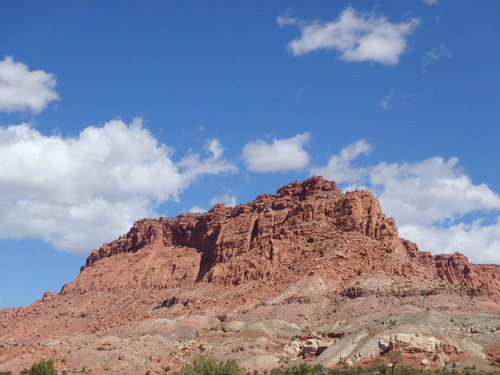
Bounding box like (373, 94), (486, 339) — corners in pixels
(79, 177), (407, 289)
(1, 177), (499, 374)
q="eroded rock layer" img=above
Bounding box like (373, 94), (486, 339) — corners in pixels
(1, 177), (499, 374)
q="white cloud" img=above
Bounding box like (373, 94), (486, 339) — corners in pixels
(242, 133), (311, 173)
(380, 91), (394, 110)
(399, 219), (500, 265)
(311, 139), (371, 183)
(0, 118), (236, 255)
(422, 44), (452, 70)
(277, 13), (299, 28)
(178, 138), (237, 178)
(312, 140), (500, 264)
(0, 56), (59, 114)
(210, 194), (237, 208)
(189, 205), (207, 214)
(422, 0), (438, 5)
(188, 194), (237, 215)
(370, 158), (500, 226)
(278, 8), (419, 65)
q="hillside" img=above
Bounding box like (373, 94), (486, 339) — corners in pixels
(1, 177), (499, 374)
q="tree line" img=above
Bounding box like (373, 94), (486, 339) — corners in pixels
(1, 355), (498, 375)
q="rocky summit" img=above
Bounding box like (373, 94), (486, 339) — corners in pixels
(1, 177), (499, 373)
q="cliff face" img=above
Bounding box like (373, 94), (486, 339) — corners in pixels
(78, 176), (499, 300)
(80, 177), (406, 289)
(1, 177), (499, 374)
(402, 239), (500, 303)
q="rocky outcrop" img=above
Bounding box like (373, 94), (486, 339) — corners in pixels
(402, 240), (500, 303)
(300, 338), (335, 356)
(378, 333), (457, 355)
(78, 176), (409, 291)
(0, 307), (21, 322)
(1, 177), (499, 374)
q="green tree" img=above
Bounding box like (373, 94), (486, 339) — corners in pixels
(172, 356), (244, 375)
(28, 359), (57, 375)
(312, 364), (326, 375)
(384, 351), (402, 375)
(292, 363), (313, 375)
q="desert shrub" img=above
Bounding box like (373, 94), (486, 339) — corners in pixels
(268, 363), (317, 375)
(312, 364), (326, 375)
(172, 356), (244, 375)
(174, 356), (500, 375)
(28, 359), (57, 375)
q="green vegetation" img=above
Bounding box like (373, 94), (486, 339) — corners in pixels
(172, 356), (244, 375)
(171, 356), (500, 375)
(385, 350), (402, 375)
(4, 356), (498, 375)
(28, 360), (57, 375)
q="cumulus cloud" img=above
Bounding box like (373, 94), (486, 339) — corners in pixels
(312, 140), (500, 264)
(178, 138), (237, 178)
(311, 139), (371, 183)
(399, 220), (500, 265)
(278, 8), (419, 65)
(242, 133), (311, 173)
(0, 56), (59, 114)
(371, 158), (500, 226)
(0, 118), (236, 255)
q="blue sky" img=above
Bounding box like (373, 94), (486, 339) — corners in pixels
(1, 1), (499, 308)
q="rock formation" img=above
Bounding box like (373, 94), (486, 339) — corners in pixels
(1, 177), (499, 374)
